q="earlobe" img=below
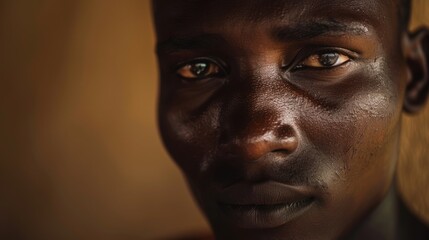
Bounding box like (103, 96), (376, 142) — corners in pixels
(403, 27), (429, 113)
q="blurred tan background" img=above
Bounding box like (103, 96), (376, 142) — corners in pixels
(0, 1), (427, 239)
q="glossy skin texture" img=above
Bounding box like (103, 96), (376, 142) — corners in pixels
(153, 0), (429, 239)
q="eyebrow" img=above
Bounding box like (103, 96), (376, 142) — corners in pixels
(156, 34), (227, 54)
(156, 20), (370, 54)
(273, 20), (369, 41)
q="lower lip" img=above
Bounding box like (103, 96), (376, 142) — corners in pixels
(218, 198), (315, 229)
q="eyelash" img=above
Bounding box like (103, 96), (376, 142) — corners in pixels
(287, 48), (357, 72)
(174, 48), (357, 80)
(174, 57), (227, 81)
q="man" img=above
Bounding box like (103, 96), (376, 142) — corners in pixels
(152, 0), (429, 239)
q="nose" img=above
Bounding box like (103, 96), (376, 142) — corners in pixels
(218, 79), (299, 163)
(219, 108), (299, 162)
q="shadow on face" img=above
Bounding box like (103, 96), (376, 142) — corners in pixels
(153, 0), (429, 239)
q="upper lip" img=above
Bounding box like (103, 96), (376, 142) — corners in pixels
(217, 181), (314, 206)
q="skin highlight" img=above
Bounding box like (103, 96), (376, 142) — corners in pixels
(153, 0), (429, 239)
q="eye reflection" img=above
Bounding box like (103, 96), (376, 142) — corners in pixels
(296, 52), (350, 69)
(176, 59), (223, 80)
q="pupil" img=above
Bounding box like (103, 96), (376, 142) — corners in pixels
(319, 53), (339, 66)
(191, 63), (208, 76)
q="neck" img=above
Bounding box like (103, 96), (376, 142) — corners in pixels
(346, 186), (399, 240)
(346, 185), (429, 240)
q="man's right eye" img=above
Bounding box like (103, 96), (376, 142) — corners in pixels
(176, 59), (225, 80)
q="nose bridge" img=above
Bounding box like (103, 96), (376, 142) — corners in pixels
(219, 70), (299, 162)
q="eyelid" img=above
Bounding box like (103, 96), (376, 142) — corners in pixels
(174, 57), (228, 76)
(283, 47), (359, 71)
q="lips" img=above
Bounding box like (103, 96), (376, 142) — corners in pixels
(216, 181), (315, 229)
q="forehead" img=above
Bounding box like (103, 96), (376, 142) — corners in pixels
(153, 0), (398, 40)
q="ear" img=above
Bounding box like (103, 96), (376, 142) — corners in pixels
(403, 27), (429, 113)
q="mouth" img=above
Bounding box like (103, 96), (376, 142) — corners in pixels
(216, 181), (316, 229)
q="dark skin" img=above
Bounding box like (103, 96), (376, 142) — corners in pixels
(153, 0), (429, 239)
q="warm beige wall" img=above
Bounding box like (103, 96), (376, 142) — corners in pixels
(1, 1), (207, 239)
(398, 0), (429, 225)
(0, 1), (427, 239)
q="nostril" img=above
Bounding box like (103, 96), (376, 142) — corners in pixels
(218, 124), (299, 160)
(241, 132), (298, 161)
(272, 149), (285, 153)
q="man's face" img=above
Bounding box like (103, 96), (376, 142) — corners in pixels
(154, 0), (408, 239)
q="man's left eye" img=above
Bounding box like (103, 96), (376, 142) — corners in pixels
(176, 59), (223, 80)
(296, 52), (350, 69)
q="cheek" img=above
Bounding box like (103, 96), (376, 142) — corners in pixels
(300, 77), (402, 191)
(302, 57), (402, 166)
(158, 103), (220, 175)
